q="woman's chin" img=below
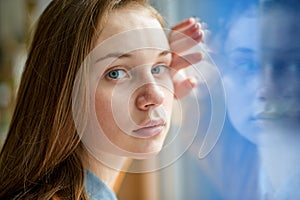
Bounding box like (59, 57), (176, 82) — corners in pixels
(120, 143), (164, 159)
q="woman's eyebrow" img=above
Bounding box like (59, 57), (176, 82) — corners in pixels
(95, 52), (132, 63)
(95, 50), (171, 63)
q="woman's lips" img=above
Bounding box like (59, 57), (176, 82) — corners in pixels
(132, 120), (166, 138)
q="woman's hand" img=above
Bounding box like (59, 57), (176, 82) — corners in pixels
(169, 17), (204, 98)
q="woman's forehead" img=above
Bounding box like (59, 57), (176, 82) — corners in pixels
(90, 28), (170, 66)
(96, 7), (163, 43)
(261, 9), (300, 50)
(225, 16), (259, 53)
(91, 7), (169, 60)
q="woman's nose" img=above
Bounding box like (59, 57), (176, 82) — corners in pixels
(135, 83), (165, 111)
(257, 64), (275, 101)
(257, 63), (288, 101)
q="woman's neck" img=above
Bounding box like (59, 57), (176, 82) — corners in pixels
(84, 152), (130, 190)
(259, 129), (300, 190)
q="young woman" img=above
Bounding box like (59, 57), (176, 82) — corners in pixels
(0, 0), (203, 199)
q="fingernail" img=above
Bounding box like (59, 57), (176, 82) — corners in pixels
(192, 16), (201, 22)
(189, 77), (198, 87)
(196, 22), (202, 29)
(189, 17), (196, 23)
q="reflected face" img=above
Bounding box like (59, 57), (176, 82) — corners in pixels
(223, 7), (300, 143)
(94, 7), (174, 154)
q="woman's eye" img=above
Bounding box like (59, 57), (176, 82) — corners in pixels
(151, 64), (169, 75)
(230, 57), (259, 74)
(106, 69), (128, 80)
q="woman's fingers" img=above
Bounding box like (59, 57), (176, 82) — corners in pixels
(171, 52), (202, 71)
(170, 25), (204, 47)
(173, 77), (197, 99)
(170, 18), (198, 41)
(171, 52), (201, 99)
(171, 17), (196, 31)
(169, 18), (204, 45)
(170, 32), (203, 54)
(169, 17), (204, 58)
(170, 17), (208, 99)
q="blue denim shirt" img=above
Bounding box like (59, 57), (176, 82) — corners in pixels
(85, 170), (118, 200)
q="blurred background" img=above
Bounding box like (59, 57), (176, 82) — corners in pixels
(0, 0), (50, 146)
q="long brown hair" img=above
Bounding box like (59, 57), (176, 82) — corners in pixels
(0, 0), (164, 199)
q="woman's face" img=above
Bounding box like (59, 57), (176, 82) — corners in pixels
(223, 7), (300, 144)
(93, 7), (174, 154)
